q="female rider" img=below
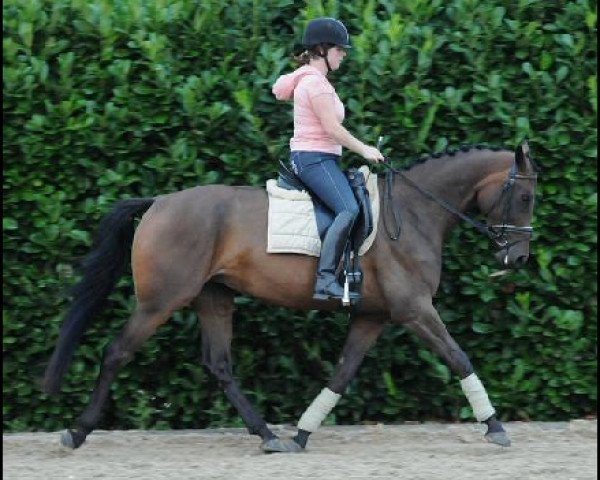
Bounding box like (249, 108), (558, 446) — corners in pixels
(272, 17), (384, 300)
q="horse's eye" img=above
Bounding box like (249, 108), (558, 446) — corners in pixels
(521, 193), (531, 202)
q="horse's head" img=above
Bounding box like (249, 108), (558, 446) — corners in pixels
(476, 140), (538, 268)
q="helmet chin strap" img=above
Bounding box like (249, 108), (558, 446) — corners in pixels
(317, 45), (333, 73)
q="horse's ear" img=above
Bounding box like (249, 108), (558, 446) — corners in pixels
(515, 139), (530, 173)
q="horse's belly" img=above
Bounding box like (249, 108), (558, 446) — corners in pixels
(218, 252), (384, 312)
(219, 253), (317, 309)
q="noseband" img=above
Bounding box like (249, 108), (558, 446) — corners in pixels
(381, 161), (537, 250)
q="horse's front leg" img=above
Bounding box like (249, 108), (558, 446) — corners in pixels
(292, 314), (386, 450)
(394, 297), (510, 447)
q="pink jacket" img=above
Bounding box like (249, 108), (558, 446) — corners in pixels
(272, 65), (344, 155)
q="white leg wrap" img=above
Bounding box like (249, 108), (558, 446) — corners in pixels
(297, 388), (341, 432)
(460, 373), (496, 422)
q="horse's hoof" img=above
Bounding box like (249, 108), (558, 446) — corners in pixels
(261, 437), (304, 453)
(60, 430), (76, 449)
(485, 431), (511, 447)
(60, 429), (86, 449)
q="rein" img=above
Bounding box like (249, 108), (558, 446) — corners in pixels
(380, 160), (537, 249)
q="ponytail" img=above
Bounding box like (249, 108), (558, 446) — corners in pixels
(294, 44), (331, 65)
(294, 50), (316, 65)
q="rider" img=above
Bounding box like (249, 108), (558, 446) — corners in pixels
(272, 17), (384, 300)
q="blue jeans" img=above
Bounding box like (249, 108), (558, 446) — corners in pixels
(290, 151), (359, 223)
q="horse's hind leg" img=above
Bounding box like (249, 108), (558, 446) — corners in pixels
(61, 302), (173, 449)
(193, 283), (294, 452)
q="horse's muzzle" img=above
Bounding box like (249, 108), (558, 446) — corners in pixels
(494, 246), (529, 269)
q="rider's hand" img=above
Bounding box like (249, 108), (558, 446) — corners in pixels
(361, 145), (385, 163)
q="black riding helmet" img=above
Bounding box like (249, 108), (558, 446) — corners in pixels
(302, 18), (351, 72)
(302, 17), (352, 49)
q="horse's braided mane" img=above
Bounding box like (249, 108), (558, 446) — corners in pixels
(402, 143), (510, 170)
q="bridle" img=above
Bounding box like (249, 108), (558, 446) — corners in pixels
(483, 161), (537, 249)
(380, 160), (538, 251)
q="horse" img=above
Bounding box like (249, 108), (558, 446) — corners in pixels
(42, 140), (538, 453)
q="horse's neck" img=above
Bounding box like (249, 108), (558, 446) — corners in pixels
(399, 150), (513, 233)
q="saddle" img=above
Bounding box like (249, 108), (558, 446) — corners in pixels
(276, 160), (374, 305)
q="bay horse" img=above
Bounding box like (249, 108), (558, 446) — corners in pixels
(42, 140), (538, 453)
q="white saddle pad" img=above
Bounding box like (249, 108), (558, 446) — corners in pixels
(266, 165), (380, 257)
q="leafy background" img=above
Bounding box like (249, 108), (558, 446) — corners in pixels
(3, 0), (596, 432)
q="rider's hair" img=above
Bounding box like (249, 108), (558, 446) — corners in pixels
(294, 50), (317, 65)
(294, 44), (332, 65)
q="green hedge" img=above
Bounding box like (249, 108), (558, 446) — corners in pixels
(3, 0), (596, 432)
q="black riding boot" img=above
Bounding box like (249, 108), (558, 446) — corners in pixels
(313, 211), (359, 300)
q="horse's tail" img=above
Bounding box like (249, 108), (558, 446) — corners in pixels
(42, 197), (155, 394)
